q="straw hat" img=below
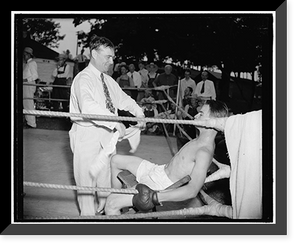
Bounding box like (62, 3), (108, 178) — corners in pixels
(24, 47), (34, 56)
(147, 62), (158, 72)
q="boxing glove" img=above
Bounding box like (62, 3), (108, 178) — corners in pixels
(132, 184), (160, 212)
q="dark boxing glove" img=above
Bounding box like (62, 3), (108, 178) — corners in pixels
(132, 184), (160, 212)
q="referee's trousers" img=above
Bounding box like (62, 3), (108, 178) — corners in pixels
(69, 123), (112, 216)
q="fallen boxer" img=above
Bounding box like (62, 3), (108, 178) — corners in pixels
(104, 100), (229, 215)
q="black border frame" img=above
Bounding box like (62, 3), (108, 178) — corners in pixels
(1, 1), (288, 236)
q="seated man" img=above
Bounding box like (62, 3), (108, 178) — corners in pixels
(105, 100), (229, 215)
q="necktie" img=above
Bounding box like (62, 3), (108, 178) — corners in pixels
(100, 73), (115, 114)
(200, 80), (205, 94)
(131, 73), (135, 87)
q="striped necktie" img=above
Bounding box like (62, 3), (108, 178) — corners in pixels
(100, 73), (115, 114)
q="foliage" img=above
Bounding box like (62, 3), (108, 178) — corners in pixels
(73, 14), (272, 72)
(23, 18), (65, 48)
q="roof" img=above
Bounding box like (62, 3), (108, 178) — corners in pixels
(208, 71), (222, 80)
(23, 38), (59, 60)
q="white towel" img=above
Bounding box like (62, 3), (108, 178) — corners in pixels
(89, 126), (141, 179)
(123, 126), (142, 153)
(224, 110), (262, 219)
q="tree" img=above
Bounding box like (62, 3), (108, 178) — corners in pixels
(73, 14), (271, 73)
(23, 18), (65, 48)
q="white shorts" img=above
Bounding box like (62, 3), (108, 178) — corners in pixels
(136, 160), (173, 190)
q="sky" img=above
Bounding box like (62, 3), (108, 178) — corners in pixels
(52, 18), (91, 58)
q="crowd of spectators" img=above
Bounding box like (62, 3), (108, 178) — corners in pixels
(110, 60), (218, 138)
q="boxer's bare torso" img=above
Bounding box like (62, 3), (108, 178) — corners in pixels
(165, 130), (216, 183)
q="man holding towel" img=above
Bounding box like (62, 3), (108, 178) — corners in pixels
(69, 35), (145, 216)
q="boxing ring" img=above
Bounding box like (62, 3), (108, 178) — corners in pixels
(22, 107), (232, 221)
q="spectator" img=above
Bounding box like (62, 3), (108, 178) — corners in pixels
(183, 96), (199, 120)
(181, 86), (193, 108)
(23, 47), (38, 128)
(65, 49), (73, 60)
(127, 63), (142, 101)
(112, 58), (122, 80)
(140, 90), (159, 134)
(75, 49), (88, 72)
(147, 62), (159, 88)
(194, 71), (216, 101)
(51, 54), (73, 112)
(179, 69), (196, 103)
(146, 62), (160, 100)
(116, 65), (134, 97)
(153, 64), (177, 95)
(137, 61), (149, 102)
(138, 61), (149, 88)
(153, 64), (177, 111)
(176, 95), (204, 149)
(136, 61), (148, 102)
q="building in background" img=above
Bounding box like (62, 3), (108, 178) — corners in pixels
(23, 35), (74, 84)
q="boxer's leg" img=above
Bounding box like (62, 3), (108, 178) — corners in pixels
(111, 154), (144, 189)
(105, 193), (134, 215)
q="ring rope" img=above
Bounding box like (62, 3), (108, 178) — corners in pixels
(24, 204), (232, 220)
(24, 97), (69, 102)
(24, 181), (138, 194)
(23, 109), (210, 126)
(24, 83), (177, 91)
(24, 83), (71, 88)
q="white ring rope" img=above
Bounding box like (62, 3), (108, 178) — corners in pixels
(23, 109), (225, 129)
(23, 181), (138, 194)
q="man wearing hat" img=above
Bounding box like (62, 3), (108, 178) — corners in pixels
(23, 47), (38, 128)
(51, 53), (73, 112)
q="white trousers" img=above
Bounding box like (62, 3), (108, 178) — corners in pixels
(69, 123), (112, 216)
(23, 84), (36, 127)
